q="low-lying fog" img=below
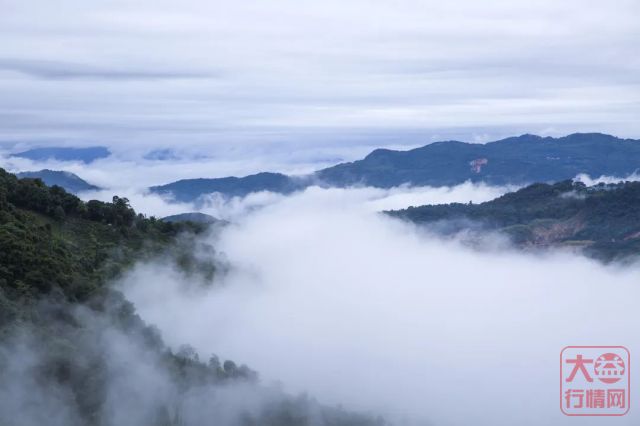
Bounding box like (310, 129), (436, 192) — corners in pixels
(119, 184), (640, 426)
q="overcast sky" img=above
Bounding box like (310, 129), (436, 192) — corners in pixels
(1, 0), (639, 156)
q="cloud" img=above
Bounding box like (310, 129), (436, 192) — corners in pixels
(0, 58), (215, 81)
(574, 172), (640, 186)
(119, 185), (640, 425)
(1, 144), (518, 220)
(0, 151), (340, 194)
(0, 0), (638, 149)
(0, 302), (343, 426)
(85, 181), (513, 221)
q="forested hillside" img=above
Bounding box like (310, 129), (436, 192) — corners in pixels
(0, 167), (212, 321)
(389, 179), (640, 261)
(0, 168), (384, 426)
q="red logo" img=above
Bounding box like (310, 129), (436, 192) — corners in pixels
(561, 346), (630, 416)
(594, 353), (625, 384)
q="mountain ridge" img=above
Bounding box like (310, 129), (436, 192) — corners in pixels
(16, 169), (100, 193)
(10, 146), (111, 163)
(150, 172), (309, 203)
(149, 133), (640, 202)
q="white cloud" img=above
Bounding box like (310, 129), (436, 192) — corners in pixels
(87, 181), (512, 220)
(574, 172), (640, 186)
(120, 185), (640, 425)
(0, 0), (638, 151)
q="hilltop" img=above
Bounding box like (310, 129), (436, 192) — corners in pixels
(16, 169), (100, 193)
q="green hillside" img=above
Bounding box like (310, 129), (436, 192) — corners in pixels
(0, 168), (211, 322)
(388, 180), (640, 261)
(389, 179), (640, 262)
(0, 168), (384, 426)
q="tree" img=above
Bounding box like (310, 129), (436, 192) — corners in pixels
(53, 205), (66, 221)
(0, 186), (7, 209)
(223, 360), (237, 376)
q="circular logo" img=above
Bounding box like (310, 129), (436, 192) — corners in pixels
(594, 353), (625, 384)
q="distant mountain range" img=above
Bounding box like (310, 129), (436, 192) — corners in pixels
(150, 172), (306, 203)
(16, 169), (100, 193)
(388, 179), (640, 262)
(11, 146), (111, 163)
(150, 133), (640, 202)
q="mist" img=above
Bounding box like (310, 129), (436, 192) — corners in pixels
(0, 283), (375, 426)
(114, 184), (639, 425)
(75, 179), (513, 220)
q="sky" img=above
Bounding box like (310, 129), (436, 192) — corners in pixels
(0, 0), (639, 162)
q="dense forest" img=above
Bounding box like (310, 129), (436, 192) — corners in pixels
(0, 168), (385, 426)
(389, 179), (640, 261)
(0, 167), (215, 321)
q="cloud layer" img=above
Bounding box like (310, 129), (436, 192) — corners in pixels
(1, 0), (639, 154)
(120, 185), (640, 425)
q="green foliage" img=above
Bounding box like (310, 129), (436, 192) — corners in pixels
(0, 168), (264, 423)
(0, 167), (209, 324)
(0, 168), (384, 426)
(391, 180), (640, 261)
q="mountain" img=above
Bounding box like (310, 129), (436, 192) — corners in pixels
(11, 146), (111, 163)
(149, 133), (640, 202)
(16, 169), (100, 193)
(317, 133), (640, 187)
(0, 168), (383, 426)
(388, 179), (640, 262)
(150, 172), (306, 203)
(162, 212), (221, 224)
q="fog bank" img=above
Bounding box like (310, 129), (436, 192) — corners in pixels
(120, 186), (640, 425)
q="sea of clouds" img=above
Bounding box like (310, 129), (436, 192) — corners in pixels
(116, 183), (640, 426)
(3, 148), (640, 424)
